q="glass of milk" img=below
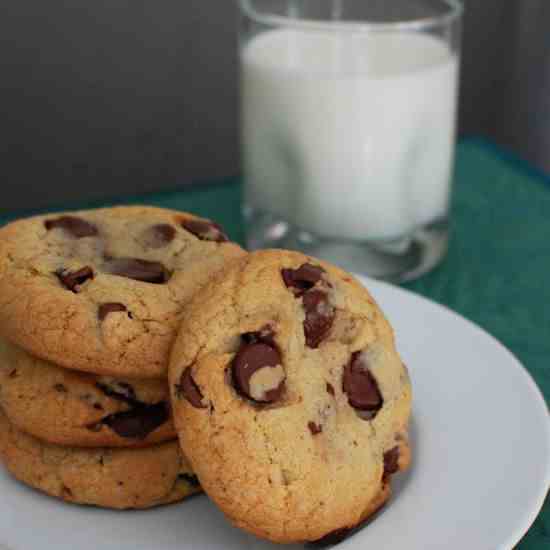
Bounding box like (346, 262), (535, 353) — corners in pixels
(239, 0), (463, 281)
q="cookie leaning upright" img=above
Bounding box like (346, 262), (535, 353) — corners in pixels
(0, 206), (245, 378)
(169, 249), (412, 543)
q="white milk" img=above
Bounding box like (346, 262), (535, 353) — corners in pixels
(242, 29), (459, 241)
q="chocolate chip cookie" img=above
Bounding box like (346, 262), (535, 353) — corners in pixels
(0, 338), (175, 447)
(168, 250), (412, 543)
(0, 408), (200, 509)
(0, 206), (245, 378)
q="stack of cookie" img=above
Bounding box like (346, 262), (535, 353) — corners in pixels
(0, 205), (412, 544)
(0, 206), (245, 509)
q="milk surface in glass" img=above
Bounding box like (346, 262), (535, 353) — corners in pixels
(242, 29), (459, 241)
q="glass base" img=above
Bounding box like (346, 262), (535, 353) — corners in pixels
(244, 207), (449, 283)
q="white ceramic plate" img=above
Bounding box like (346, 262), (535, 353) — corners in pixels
(0, 277), (548, 550)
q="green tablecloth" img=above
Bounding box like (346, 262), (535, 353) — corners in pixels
(1, 139), (549, 548)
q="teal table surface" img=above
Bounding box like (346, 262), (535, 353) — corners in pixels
(1, 139), (549, 548)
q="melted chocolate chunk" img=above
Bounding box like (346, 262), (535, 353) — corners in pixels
(326, 382), (335, 396)
(308, 421), (322, 435)
(101, 401), (169, 439)
(383, 446), (400, 479)
(140, 224), (176, 248)
(45, 216), (98, 238)
(98, 302), (127, 321)
(53, 383), (67, 393)
(281, 264), (334, 348)
(181, 219), (228, 243)
(56, 266), (94, 292)
(104, 258), (170, 284)
(342, 352), (383, 416)
(281, 263), (324, 296)
(176, 367), (207, 409)
(231, 342), (285, 403)
(303, 290), (335, 348)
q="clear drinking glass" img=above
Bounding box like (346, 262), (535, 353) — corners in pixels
(239, 0), (463, 282)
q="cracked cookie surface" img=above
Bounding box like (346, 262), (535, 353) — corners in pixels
(0, 338), (175, 447)
(168, 249), (412, 543)
(0, 206), (245, 378)
(0, 409), (201, 509)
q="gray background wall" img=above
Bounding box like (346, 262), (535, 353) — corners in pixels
(1, 1), (549, 212)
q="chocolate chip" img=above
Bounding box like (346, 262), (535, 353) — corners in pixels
(56, 266), (94, 292)
(281, 263), (325, 296)
(181, 218), (228, 243)
(303, 290), (335, 348)
(178, 473), (200, 488)
(45, 216), (98, 238)
(93, 403), (104, 410)
(342, 352), (383, 416)
(176, 368), (207, 409)
(96, 381), (137, 404)
(232, 342), (285, 403)
(98, 302), (127, 321)
(326, 383), (335, 396)
(308, 421), (322, 435)
(8, 369), (17, 378)
(53, 383), (67, 393)
(101, 401), (169, 439)
(104, 258), (170, 284)
(383, 446), (400, 479)
(281, 264), (334, 348)
(140, 224), (176, 248)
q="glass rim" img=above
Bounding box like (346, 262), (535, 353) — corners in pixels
(238, 0), (463, 32)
